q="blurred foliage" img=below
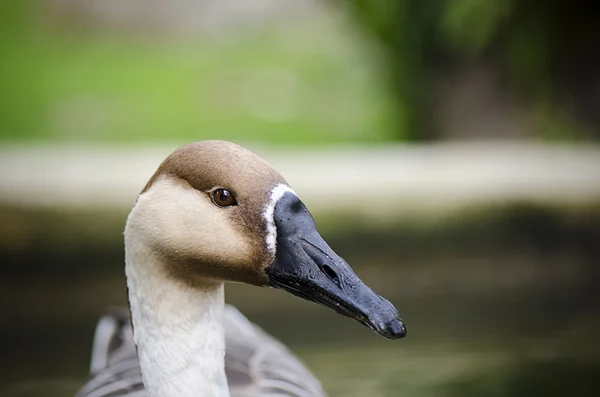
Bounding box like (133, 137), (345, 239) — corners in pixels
(0, 0), (398, 144)
(342, 0), (600, 140)
(1, 0), (598, 143)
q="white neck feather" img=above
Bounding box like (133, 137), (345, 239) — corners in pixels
(125, 230), (229, 397)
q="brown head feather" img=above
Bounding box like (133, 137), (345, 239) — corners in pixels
(131, 140), (288, 287)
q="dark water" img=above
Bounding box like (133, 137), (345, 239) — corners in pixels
(1, 204), (599, 396)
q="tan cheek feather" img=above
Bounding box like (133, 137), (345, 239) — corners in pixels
(131, 175), (255, 276)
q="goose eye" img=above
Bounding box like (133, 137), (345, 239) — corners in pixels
(212, 189), (236, 207)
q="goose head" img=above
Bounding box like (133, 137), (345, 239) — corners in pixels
(127, 140), (406, 339)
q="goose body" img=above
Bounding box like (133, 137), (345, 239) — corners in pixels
(76, 306), (326, 397)
(75, 140), (405, 397)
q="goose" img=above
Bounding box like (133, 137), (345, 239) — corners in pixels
(75, 140), (406, 397)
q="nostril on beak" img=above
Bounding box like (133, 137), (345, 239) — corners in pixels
(320, 264), (341, 287)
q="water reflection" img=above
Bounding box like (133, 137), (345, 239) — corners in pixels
(1, 204), (599, 396)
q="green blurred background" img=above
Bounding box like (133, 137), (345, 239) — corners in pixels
(1, 1), (599, 396)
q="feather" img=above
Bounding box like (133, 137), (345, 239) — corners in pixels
(76, 305), (327, 397)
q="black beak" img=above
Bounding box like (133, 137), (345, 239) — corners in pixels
(265, 192), (406, 340)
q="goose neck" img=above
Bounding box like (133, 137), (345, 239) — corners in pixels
(125, 241), (229, 397)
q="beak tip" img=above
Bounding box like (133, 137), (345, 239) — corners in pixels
(383, 318), (407, 339)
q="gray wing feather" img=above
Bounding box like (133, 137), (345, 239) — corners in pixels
(75, 305), (327, 397)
